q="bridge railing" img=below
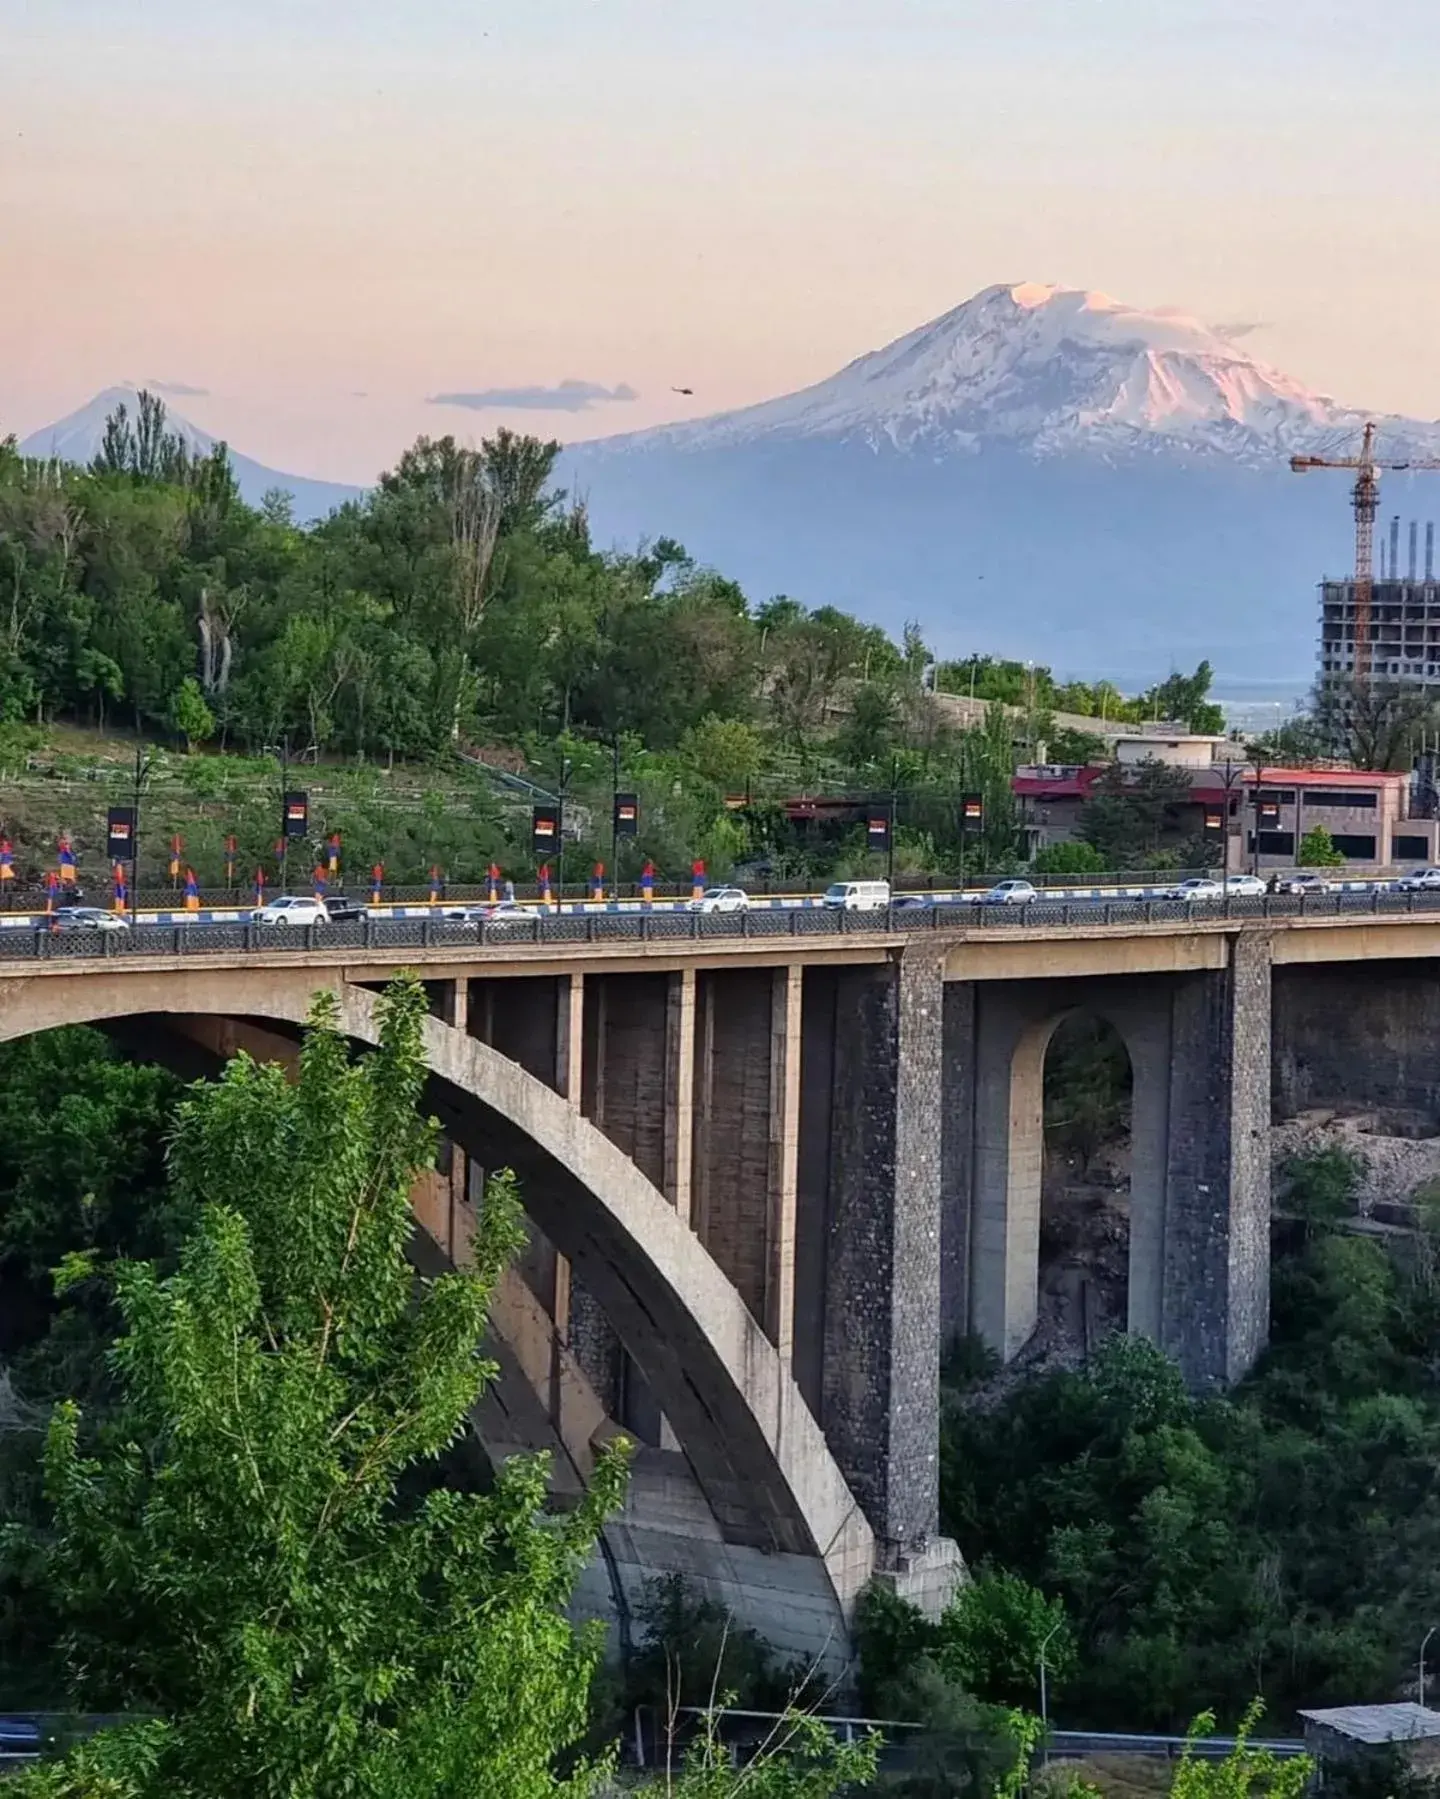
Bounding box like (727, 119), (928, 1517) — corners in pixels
(6, 885), (1440, 961)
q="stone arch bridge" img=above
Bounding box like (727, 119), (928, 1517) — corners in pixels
(0, 903), (1430, 1662)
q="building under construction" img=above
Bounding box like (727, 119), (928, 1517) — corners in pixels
(1319, 515), (1440, 688)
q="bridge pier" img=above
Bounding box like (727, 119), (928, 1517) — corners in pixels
(942, 935), (1271, 1388)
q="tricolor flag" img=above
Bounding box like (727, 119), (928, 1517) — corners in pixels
(327, 832), (341, 878)
(488, 862), (500, 905)
(429, 865), (442, 904)
(45, 870), (58, 915)
(254, 867), (266, 907)
(184, 868), (200, 912)
(58, 835), (76, 885)
(0, 839), (13, 885)
(641, 859), (655, 905)
(170, 834), (183, 882)
(691, 859), (706, 903)
(113, 863), (128, 915)
(590, 863), (604, 902)
(224, 834), (237, 887)
(538, 863), (552, 907)
(371, 863), (384, 904)
(313, 864), (328, 899)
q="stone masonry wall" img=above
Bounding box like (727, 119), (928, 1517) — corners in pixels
(821, 950), (943, 1550)
(1273, 959), (1440, 1122)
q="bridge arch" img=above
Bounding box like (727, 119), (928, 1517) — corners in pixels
(0, 965), (875, 1620)
(969, 982), (1178, 1362)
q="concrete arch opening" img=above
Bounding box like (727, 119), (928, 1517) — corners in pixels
(0, 967), (877, 1666)
(1039, 1012), (1136, 1358)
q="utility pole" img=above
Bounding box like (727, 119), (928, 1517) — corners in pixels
(887, 756), (899, 890)
(611, 735), (621, 889)
(279, 738), (291, 891)
(131, 742), (150, 906)
(1037, 1620), (1063, 1764)
(1421, 1625), (1436, 1711)
(557, 756), (572, 913)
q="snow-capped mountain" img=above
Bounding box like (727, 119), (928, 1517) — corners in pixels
(567, 283), (1440, 685)
(20, 385), (362, 522)
(600, 283), (1440, 465)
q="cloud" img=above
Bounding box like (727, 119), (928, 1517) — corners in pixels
(146, 378), (210, 397)
(1213, 321), (1269, 343)
(428, 379), (639, 414)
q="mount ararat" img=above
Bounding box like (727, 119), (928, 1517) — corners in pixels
(566, 283), (1440, 688)
(21, 286), (1440, 688)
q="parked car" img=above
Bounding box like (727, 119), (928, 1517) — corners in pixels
(440, 902), (536, 931)
(689, 886), (750, 914)
(1394, 867), (1440, 891)
(254, 895), (328, 926)
(322, 893), (367, 922)
(51, 905), (129, 932)
(980, 879), (1037, 905)
(1271, 871), (1334, 896)
(1169, 877), (1225, 902)
(821, 879), (892, 911)
(1224, 874), (1268, 897)
(892, 893), (932, 909)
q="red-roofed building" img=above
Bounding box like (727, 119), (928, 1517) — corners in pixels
(1016, 758), (1440, 870)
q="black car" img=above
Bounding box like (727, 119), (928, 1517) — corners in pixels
(321, 894), (367, 923)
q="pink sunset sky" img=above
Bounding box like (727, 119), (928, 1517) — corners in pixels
(4, 0), (1440, 485)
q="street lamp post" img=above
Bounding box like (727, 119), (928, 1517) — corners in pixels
(557, 757), (572, 913)
(1037, 1619), (1064, 1762)
(1421, 1625), (1436, 1711)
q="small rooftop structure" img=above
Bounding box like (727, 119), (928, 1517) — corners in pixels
(1112, 733), (1230, 768)
(1300, 1704), (1440, 1760)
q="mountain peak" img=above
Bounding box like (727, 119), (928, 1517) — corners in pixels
(597, 280), (1440, 466)
(19, 388), (362, 522)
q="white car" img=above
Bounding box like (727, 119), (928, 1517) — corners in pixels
(981, 880), (1036, 905)
(1224, 874), (1267, 897)
(440, 902), (535, 930)
(1170, 878), (1225, 902)
(254, 896), (328, 927)
(689, 886), (750, 914)
(1272, 870), (1334, 896)
(52, 905), (130, 932)
(1395, 867), (1440, 891)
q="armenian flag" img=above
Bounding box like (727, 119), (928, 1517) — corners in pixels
(641, 859), (655, 905)
(58, 835), (76, 885)
(590, 863), (604, 902)
(371, 863), (384, 904)
(0, 839), (13, 886)
(538, 863), (552, 907)
(184, 868), (200, 912)
(327, 832), (341, 878)
(113, 863), (128, 915)
(488, 862), (500, 904)
(691, 859), (706, 903)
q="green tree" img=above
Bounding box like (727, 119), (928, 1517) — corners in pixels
(1030, 840), (1107, 876)
(165, 676), (214, 751)
(1298, 824), (1346, 867)
(935, 1571), (1075, 1712)
(16, 979), (629, 1798)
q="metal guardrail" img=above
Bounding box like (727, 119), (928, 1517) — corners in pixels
(4, 885), (1440, 963)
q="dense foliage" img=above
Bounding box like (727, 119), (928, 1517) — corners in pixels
(934, 656), (1225, 736)
(0, 395), (1237, 892)
(940, 1154), (1440, 1728)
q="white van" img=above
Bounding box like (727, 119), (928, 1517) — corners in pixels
(821, 879), (891, 912)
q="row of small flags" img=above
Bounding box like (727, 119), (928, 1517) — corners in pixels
(8, 837), (693, 914)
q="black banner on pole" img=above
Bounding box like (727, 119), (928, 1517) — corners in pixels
(866, 812), (891, 852)
(532, 805), (559, 855)
(613, 793), (639, 839)
(962, 794), (985, 827)
(107, 806), (136, 862)
(283, 792), (309, 839)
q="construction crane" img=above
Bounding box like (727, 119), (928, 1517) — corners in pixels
(1291, 423), (1440, 688)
